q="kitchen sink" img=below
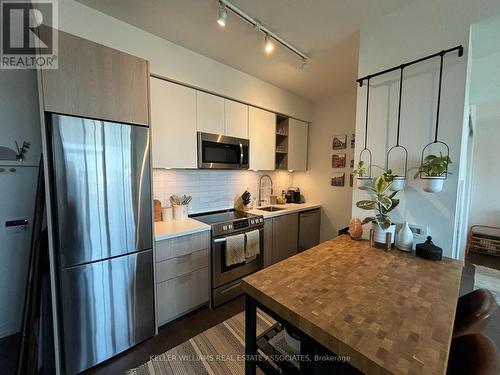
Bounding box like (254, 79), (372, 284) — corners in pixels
(257, 206), (285, 212)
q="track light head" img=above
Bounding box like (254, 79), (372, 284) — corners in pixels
(217, 3), (227, 27)
(264, 34), (274, 54)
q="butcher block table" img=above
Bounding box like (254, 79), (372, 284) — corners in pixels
(242, 236), (463, 375)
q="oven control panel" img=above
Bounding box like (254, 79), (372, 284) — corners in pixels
(212, 216), (264, 237)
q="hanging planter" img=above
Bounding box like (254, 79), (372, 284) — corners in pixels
(355, 78), (373, 190)
(390, 175), (406, 192)
(354, 159), (372, 190)
(385, 66), (408, 193)
(415, 153), (452, 192)
(415, 52), (452, 193)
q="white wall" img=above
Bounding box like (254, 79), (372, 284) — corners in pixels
(0, 70), (42, 338)
(468, 105), (500, 227)
(293, 90), (357, 241)
(153, 169), (292, 214)
(57, 0), (313, 121)
(352, 0), (500, 258)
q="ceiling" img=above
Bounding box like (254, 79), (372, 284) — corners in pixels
(77, 0), (413, 101)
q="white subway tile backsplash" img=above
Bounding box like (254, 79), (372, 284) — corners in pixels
(153, 169), (293, 214)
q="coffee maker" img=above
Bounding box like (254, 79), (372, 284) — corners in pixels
(286, 187), (302, 203)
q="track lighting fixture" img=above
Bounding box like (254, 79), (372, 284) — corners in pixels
(217, 2), (227, 27)
(264, 34), (274, 54)
(215, 0), (308, 69)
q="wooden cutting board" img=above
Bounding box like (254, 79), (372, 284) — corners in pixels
(153, 199), (162, 222)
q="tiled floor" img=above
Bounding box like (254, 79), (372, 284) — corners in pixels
(1, 252), (499, 375)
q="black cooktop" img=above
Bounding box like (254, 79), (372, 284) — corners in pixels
(191, 209), (257, 225)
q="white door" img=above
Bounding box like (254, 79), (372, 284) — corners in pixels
(288, 119), (308, 171)
(249, 107), (276, 170)
(150, 78), (197, 169)
(196, 91), (224, 135)
(225, 100), (248, 139)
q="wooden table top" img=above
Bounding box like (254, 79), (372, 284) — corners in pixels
(242, 236), (463, 375)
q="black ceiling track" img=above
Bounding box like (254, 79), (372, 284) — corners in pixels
(356, 45), (463, 87)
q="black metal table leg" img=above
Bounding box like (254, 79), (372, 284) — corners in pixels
(245, 294), (257, 375)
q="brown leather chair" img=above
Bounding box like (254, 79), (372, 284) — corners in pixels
(447, 334), (500, 375)
(453, 289), (498, 338)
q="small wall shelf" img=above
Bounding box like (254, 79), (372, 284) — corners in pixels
(275, 115), (289, 170)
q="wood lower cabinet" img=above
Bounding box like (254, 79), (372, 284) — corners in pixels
(40, 30), (149, 126)
(263, 219), (273, 268)
(157, 267), (208, 325)
(155, 231), (210, 325)
(264, 213), (299, 267)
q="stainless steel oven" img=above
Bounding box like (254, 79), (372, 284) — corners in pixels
(211, 226), (263, 306)
(197, 132), (249, 169)
(192, 210), (264, 307)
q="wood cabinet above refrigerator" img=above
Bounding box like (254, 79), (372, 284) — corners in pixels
(39, 30), (150, 126)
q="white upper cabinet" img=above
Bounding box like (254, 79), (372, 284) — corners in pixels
(150, 78), (197, 169)
(196, 91), (224, 135)
(224, 100), (248, 139)
(288, 119), (308, 171)
(249, 107), (276, 170)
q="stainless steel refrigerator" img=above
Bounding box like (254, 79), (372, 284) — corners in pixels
(49, 114), (154, 374)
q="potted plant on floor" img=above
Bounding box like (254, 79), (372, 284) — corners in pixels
(353, 161), (372, 190)
(356, 173), (400, 247)
(414, 153), (452, 193)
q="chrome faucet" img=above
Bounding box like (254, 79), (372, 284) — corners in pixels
(258, 174), (273, 206)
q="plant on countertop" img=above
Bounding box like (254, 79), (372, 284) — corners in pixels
(356, 173), (400, 230)
(15, 140), (30, 161)
(414, 153), (452, 178)
(353, 161), (367, 177)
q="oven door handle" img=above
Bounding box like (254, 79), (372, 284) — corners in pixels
(214, 237), (227, 244)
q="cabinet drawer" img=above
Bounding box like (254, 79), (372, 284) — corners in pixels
(157, 267), (209, 324)
(155, 231), (209, 262)
(156, 248), (208, 283)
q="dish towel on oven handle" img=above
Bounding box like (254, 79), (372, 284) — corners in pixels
(245, 229), (260, 258)
(225, 233), (246, 266)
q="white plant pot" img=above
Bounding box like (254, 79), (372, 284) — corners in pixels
(372, 223), (396, 245)
(389, 176), (405, 192)
(356, 177), (372, 190)
(422, 176), (445, 193)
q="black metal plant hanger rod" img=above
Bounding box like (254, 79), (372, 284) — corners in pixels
(418, 50), (451, 180)
(385, 66), (409, 178)
(396, 67), (404, 146)
(359, 78), (373, 177)
(356, 45), (463, 87)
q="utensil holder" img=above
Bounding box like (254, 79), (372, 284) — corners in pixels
(173, 205), (188, 220)
(162, 206), (173, 222)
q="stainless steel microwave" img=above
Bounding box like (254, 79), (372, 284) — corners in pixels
(198, 132), (249, 169)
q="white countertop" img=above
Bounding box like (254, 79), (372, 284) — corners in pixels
(154, 203), (321, 240)
(155, 218), (210, 241)
(248, 202), (321, 218)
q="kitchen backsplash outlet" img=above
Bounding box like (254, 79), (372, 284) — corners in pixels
(153, 169), (293, 214)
